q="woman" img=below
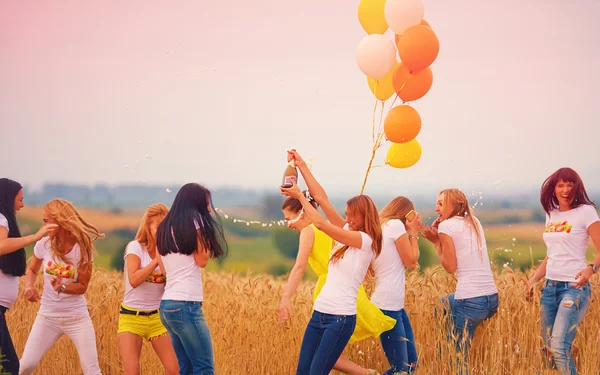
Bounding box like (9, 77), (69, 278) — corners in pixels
(20, 199), (104, 375)
(374, 197), (422, 374)
(279, 192), (395, 375)
(421, 189), (498, 368)
(281, 150), (384, 375)
(0, 178), (56, 375)
(156, 183), (228, 375)
(118, 204), (178, 375)
(524, 168), (600, 375)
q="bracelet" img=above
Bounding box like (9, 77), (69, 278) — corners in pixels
(408, 234), (419, 241)
(58, 284), (66, 294)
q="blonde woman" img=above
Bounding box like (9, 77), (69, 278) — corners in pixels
(118, 204), (178, 375)
(375, 197), (422, 374)
(422, 189), (498, 370)
(20, 199), (104, 375)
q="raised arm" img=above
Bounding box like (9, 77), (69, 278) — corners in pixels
(281, 182), (364, 249)
(288, 150), (346, 228)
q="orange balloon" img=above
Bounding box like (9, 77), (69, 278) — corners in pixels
(397, 25), (439, 74)
(384, 105), (421, 143)
(395, 19), (431, 45)
(393, 63), (433, 102)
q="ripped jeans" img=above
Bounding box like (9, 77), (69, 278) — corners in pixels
(540, 280), (591, 375)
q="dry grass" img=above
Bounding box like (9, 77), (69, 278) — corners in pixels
(6, 267), (600, 375)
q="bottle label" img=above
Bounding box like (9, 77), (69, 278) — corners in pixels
(283, 176), (297, 186)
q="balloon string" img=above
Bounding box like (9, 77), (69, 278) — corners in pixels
(361, 101), (388, 195)
(371, 95), (378, 146)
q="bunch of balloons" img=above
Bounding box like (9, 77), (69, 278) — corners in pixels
(356, 0), (439, 170)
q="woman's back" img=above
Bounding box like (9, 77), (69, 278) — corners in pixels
(438, 216), (497, 299)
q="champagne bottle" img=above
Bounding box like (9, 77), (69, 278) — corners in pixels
(281, 160), (298, 188)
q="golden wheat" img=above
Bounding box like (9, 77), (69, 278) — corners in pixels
(5, 267), (600, 375)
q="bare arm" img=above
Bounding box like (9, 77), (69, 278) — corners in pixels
(284, 186), (364, 249)
(24, 256), (43, 302)
(395, 234), (420, 270)
(0, 224), (56, 255)
(126, 254), (160, 289)
(438, 233), (457, 274)
(193, 235), (211, 268)
(52, 262), (93, 295)
(290, 151), (346, 228)
(281, 226), (314, 299)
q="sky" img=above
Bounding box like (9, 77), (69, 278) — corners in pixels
(1, 0), (599, 197)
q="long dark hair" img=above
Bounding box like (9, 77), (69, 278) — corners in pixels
(541, 168), (596, 215)
(0, 178), (26, 276)
(156, 183), (228, 258)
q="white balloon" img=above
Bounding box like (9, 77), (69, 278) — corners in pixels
(384, 0), (424, 35)
(355, 34), (396, 79)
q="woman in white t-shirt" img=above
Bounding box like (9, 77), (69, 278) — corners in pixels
(524, 168), (600, 375)
(155, 183), (228, 375)
(118, 204), (178, 375)
(20, 199), (105, 375)
(374, 197), (422, 375)
(281, 150), (383, 375)
(422, 188), (498, 370)
(0, 178), (56, 375)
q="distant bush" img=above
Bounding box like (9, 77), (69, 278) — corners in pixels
(268, 262), (291, 276)
(272, 228), (299, 260)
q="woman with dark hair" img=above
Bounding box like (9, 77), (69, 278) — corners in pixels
(279, 192), (394, 375)
(0, 178), (55, 375)
(281, 150), (384, 375)
(156, 183), (228, 375)
(524, 168), (600, 375)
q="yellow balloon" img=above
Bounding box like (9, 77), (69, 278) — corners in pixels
(358, 0), (389, 35)
(367, 61), (398, 101)
(386, 139), (422, 168)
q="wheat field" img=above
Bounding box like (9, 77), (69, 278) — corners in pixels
(5, 267), (600, 375)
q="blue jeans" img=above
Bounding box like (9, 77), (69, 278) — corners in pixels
(440, 293), (498, 374)
(540, 280), (591, 375)
(296, 311), (356, 375)
(160, 300), (214, 375)
(379, 309), (418, 375)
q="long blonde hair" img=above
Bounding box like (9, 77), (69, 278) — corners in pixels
(135, 204), (169, 253)
(43, 199), (104, 271)
(379, 196), (415, 226)
(440, 189), (484, 259)
(330, 195), (383, 263)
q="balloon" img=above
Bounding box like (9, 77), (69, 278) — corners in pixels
(367, 61), (399, 101)
(358, 0), (388, 35)
(386, 139), (422, 168)
(384, 105), (421, 143)
(356, 34), (396, 79)
(397, 25), (439, 74)
(392, 63), (433, 102)
(395, 19), (431, 45)
(384, 0), (424, 35)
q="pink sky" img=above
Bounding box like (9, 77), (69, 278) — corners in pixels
(1, 0), (599, 195)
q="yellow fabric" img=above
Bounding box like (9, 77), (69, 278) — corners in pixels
(308, 224), (396, 343)
(117, 304), (167, 341)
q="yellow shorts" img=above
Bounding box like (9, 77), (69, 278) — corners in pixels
(117, 304), (167, 341)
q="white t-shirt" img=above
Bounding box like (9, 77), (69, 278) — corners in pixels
(544, 205), (600, 282)
(0, 213), (19, 309)
(33, 238), (90, 317)
(371, 219), (407, 311)
(123, 241), (166, 311)
(313, 226), (375, 315)
(161, 221), (203, 302)
(438, 217), (497, 300)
